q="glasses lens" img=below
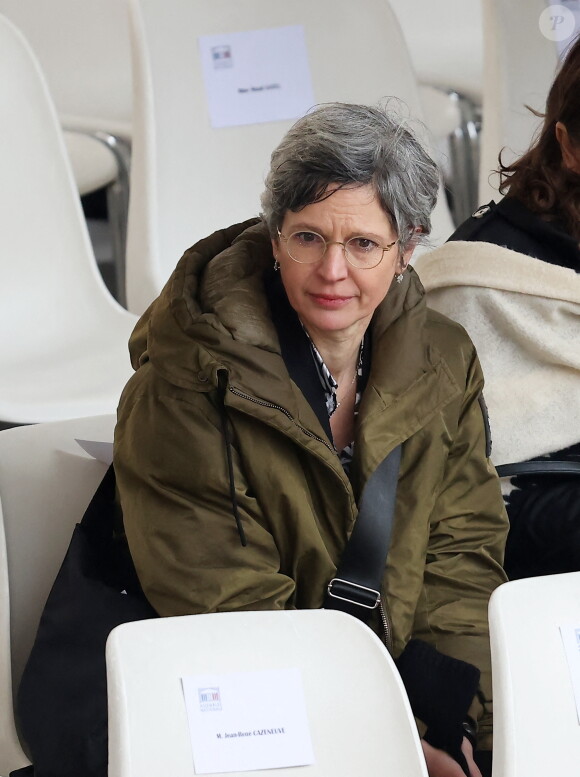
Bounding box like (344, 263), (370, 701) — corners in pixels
(287, 231), (326, 263)
(345, 237), (383, 268)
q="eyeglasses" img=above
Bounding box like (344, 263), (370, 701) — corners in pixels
(277, 229), (397, 269)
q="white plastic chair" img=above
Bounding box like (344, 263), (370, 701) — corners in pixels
(489, 573), (580, 777)
(389, 1), (483, 222)
(125, 0), (455, 313)
(478, 0), (560, 204)
(388, 0), (483, 104)
(107, 609), (428, 777)
(0, 14), (138, 425)
(0, 0), (133, 301)
(0, 414), (115, 775)
(0, 0), (132, 138)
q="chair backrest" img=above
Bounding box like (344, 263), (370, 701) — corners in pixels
(389, 0), (483, 103)
(478, 0), (559, 204)
(0, 415), (115, 775)
(0, 13), (137, 424)
(489, 573), (580, 777)
(107, 609), (428, 777)
(0, 0), (132, 136)
(125, 0), (454, 313)
(0, 13), (130, 352)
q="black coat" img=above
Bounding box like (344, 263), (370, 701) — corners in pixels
(449, 197), (580, 272)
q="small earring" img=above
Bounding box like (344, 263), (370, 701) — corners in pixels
(396, 263), (407, 283)
(273, 258), (280, 271)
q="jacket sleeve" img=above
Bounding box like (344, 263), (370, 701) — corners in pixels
(411, 349), (508, 750)
(114, 382), (297, 617)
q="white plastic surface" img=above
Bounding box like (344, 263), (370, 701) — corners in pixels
(126, 0), (454, 313)
(64, 130), (119, 196)
(478, 0), (559, 204)
(107, 609), (429, 777)
(489, 574), (580, 777)
(0, 14), (138, 424)
(0, 0), (132, 136)
(389, 0), (483, 103)
(0, 414), (115, 775)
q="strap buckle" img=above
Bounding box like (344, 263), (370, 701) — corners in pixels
(326, 578), (381, 609)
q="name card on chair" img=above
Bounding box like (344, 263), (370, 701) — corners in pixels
(198, 25), (315, 129)
(560, 623), (580, 723)
(182, 667), (315, 774)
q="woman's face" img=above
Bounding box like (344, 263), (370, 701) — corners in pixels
(272, 183), (413, 342)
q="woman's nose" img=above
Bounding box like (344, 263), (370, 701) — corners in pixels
(317, 242), (349, 280)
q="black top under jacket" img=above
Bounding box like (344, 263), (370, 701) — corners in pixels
(449, 197), (580, 273)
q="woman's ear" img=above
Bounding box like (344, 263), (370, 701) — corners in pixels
(556, 121), (580, 173)
(397, 227), (422, 271)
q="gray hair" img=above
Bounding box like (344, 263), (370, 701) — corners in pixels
(260, 102), (440, 251)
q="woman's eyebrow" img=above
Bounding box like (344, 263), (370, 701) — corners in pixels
(284, 222), (387, 241)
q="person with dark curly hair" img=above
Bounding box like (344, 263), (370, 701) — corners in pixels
(416, 36), (580, 580)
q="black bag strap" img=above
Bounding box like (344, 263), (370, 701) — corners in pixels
(496, 460), (580, 478)
(325, 444), (402, 622)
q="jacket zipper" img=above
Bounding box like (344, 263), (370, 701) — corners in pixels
(228, 385), (336, 454)
(230, 383), (394, 650)
(378, 596), (394, 653)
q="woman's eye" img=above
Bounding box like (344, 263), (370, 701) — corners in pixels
(351, 237), (379, 251)
(294, 231), (323, 245)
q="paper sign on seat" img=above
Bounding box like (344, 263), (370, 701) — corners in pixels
(182, 667), (315, 774)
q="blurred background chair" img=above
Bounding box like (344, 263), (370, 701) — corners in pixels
(489, 573), (580, 777)
(0, 415), (114, 776)
(107, 609), (429, 777)
(0, 13), (137, 426)
(125, 0), (455, 314)
(477, 0), (560, 204)
(0, 0), (133, 304)
(388, 0), (483, 105)
(389, 0), (483, 223)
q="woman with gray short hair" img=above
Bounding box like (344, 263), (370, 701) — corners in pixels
(114, 102), (507, 777)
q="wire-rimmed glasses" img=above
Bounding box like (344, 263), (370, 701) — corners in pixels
(277, 229), (397, 269)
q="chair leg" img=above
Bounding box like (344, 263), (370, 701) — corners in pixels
(447, 92), (481, 224)
(96, 133), (131, 309)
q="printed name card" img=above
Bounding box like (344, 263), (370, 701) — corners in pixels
(560, 623), (580, 723)
(182, 667), (315, 774)
(198, 25), (315, 128)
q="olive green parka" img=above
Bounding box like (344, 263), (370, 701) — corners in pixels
(114, 220), (508, 748)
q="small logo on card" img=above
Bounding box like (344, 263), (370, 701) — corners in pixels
(212, 45), (233, 69)
(198, 687), (222, 712)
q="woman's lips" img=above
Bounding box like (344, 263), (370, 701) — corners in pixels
(309, 293), (354, 308)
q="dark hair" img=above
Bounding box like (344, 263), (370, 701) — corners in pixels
(260, 102), (440, 251)
(498, 35), (580, 240)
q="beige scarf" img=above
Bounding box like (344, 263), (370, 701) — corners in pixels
(414, 241), (580, 465)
